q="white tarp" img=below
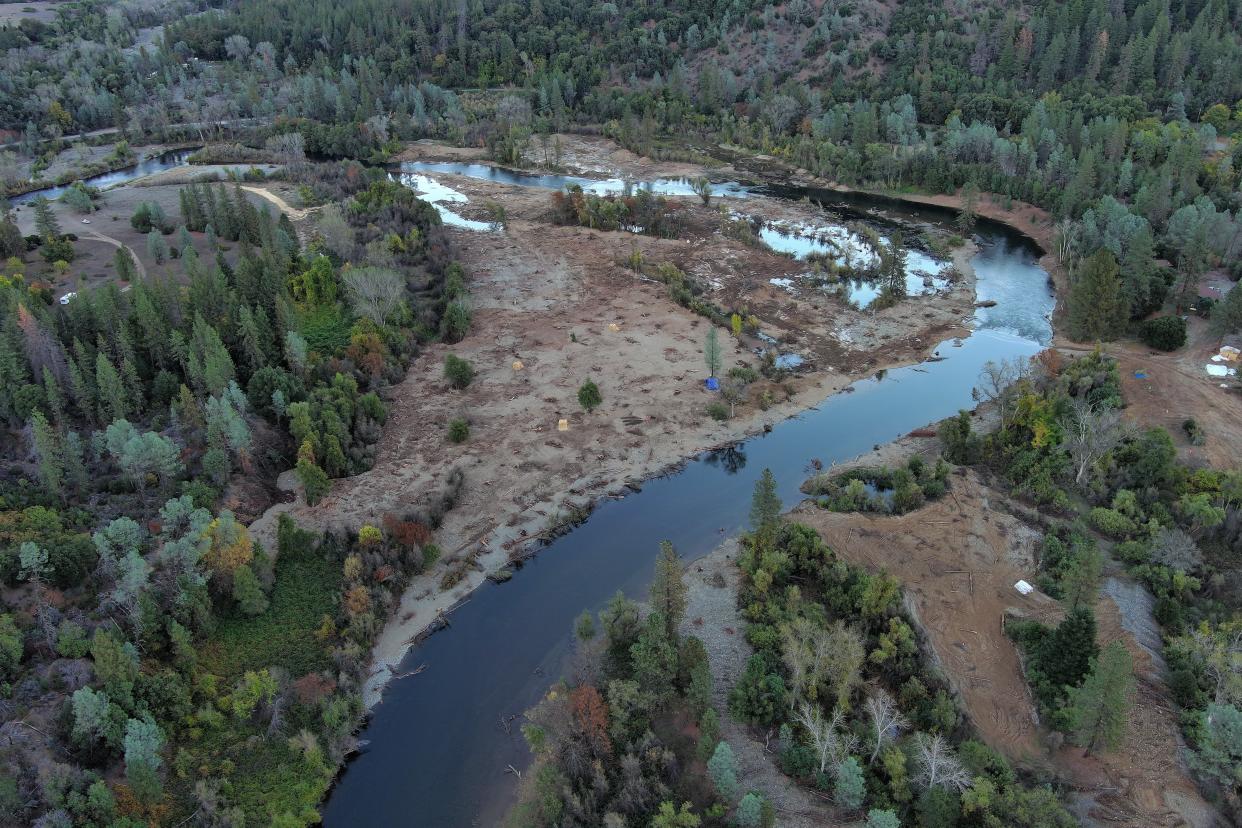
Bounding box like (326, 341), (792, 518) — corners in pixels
(1207, 364), (1229, 377)
(1014, 580), (1034, 595)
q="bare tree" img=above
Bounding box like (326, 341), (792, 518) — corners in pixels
(912, 733), (972, 791)
(495, 95), (532, 127)
(343, 266), (405, 324)
(865, 689), (909, 765)
(1055, 218), (1080, 265)
(316, 204), (356, 260)
(1150, 527), (1203, 573)
(720, 378), (747, 418)
(794, 701), (857, 776)
(782, 617), (830, 704)
(972, 358), (1029, 429)
(1063, 398), (1130, 485)
(264, 132), (305, 163)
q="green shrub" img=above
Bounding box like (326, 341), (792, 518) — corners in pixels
(57, 621), (90, 659)
(706, 401), (730, 421)
(199, 516), (340, 681)
(448, 418), (469, 443)
(1088, 507), (1136, 539)
(578, 379), (602, 412)
(728, 365), (759, 383)
(443, 354), (475, 389)
(1138, 316), (1187, 351)
(441, 299), (471, 343)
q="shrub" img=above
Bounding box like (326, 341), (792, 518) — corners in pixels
(57, 621), (90, 658)
(441, 299), (471, 343)
(1138, 316), (1187, 351)
(443, 354), (475, 389)
(296, 458), (331, 505)
(130, 201), (168, 233)
(578, 379), (602, 412)
(1088, 507), (1136, 539)
(448, 418), (469, 443)
(728, 365), (759, 383)
(706, 401), (730, 421)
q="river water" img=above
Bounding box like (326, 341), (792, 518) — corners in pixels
(10, 149), (196, 205)
(322, 165), (1055, 826)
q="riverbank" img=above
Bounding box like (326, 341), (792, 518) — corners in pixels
(5, 142), (199, 199)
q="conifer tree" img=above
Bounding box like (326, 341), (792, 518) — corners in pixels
(1067, 250), (1127, 341)
(41, 366), (66, 426)
(1039, 606), (1098, 692)
(1067, 641), (1134, 755)
(29, 410), (64, 499)
(95, 352), (128, 423)
(33, 196), (60, 239)
(649, 541), (687, 642)
(749, 468), (782, 547)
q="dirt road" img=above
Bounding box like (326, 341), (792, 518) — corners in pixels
(79, 229), (147, 281)
(239, 184), (320, 220)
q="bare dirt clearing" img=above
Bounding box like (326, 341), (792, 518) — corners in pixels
(399, 133), (717, 181)
(0, 1), (61, 25)
(255, 165), (978, 703)
(12, 175), (277, 301)
(1091, 319), (1242, 471)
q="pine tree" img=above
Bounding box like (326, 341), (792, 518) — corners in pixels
(33, 197), (60, 239)
(749, 467), (782, 547)
(95, 352), (128, 423)
(63, 430), (88, 495)
(232, 564), (269, 615)
(1038, 606), (1098, 692)
(237, 305), (269, 372)
(1213, 282), (1242, 336)
(114, 247), (137, 283)
(631, 611), (678, 706)
(1067, 250), (1127, 341)
(29, 410), (63, 499)
(41, 366), (66, 426)
(704, 326), (721, 377)
(1067, 641), (1134, 755)
(835, 756), (866, 809)
(649, 541), (687, 643)
(707, 741), (739, 801)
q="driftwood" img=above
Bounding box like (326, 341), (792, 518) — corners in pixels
(393, 663), (428, 680)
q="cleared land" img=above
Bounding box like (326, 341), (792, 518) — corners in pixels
(248, 138), (981, 703)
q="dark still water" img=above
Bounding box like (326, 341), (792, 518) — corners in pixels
(322, 176), (1054, 826)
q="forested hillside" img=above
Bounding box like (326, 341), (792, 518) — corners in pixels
(1, 0), (1241, 824)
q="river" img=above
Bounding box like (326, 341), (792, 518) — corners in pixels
(10, 148), (196, 205)
(322, 165), (1056, 826)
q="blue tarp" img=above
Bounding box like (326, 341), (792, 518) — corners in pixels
(705, 377), (720, 391)
(1134, 371), (1147, 379)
